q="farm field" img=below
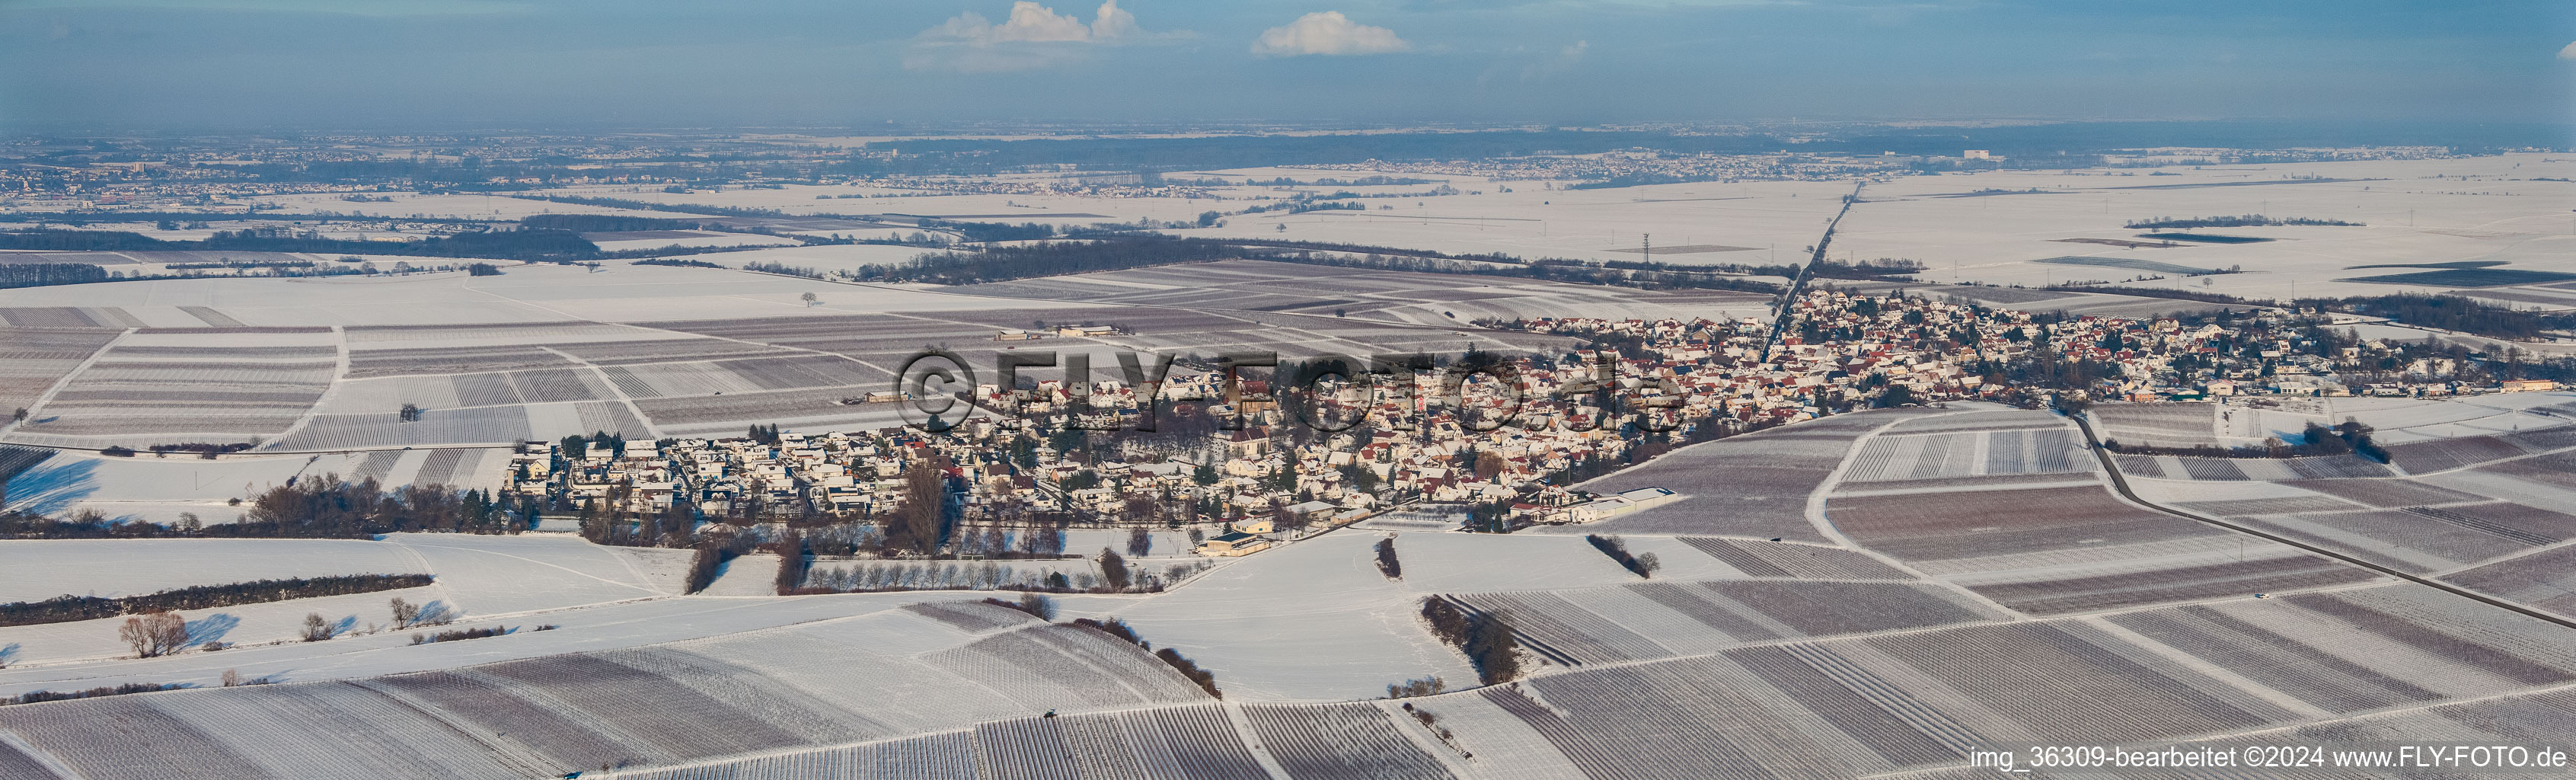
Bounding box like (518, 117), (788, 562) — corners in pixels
(1538, 408), (1941, 542)
(0, 259), (1594, 511)
(7, 169), (2576, 775)
(2108, 411), (2576, 615)
(1831, 153), (2576, 301)
(6, 400), (2576, 778)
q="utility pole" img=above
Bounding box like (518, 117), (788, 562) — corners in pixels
(1642, 234), (1650, 264)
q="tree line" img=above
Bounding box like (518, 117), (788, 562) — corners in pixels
(2128, 214), (2364, 229)
(0, 574), (433, 627)
(0, 227), (602, 262)
(1421, 597), (1521, 685)
(0, 264), (110, 289)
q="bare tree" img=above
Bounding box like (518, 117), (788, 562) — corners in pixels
(300, 612), (334, 642)
(221, 669), (242, 687)
(390, 596), (420, 628)
(118, 611), (188, 657)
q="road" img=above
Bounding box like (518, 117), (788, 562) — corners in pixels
(1760, 180), (1866, 363)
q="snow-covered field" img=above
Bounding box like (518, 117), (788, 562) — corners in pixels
(5, 394), (2576, 778)
(1834, 153), (2576, 301)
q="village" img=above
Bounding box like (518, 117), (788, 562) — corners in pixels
(505, 287), (2558, 561)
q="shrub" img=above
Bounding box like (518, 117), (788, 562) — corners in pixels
(1099, 548), (1130, 590)
(1464, 612), (1521, 685)
(2, 682), (191, 706)
(773, 530), (809, 596)
(1585, 534), (1658, 578)
(1419, 597), (1521, 685)
(1072, 617), (1143, 646)
(412, 625), (511, 644)
(1374, 537), (1403, 580)
(1386, 676), (1445, 698)
(986, 593), (1058, 621)
(1155, 647), (1221, 698)
(299, 612), (334, 642)
(1419, 597), (1469, 645)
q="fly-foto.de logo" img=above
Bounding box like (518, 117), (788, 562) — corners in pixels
(889, 347), (1685, 436)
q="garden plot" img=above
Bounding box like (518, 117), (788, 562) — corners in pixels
(1394, 692), (1589, 780)
(346, 344), (580, 379)
(1849, 619), (2292, 746)
(1673, 536), (1914, 580)
(1878, 409), (2068, 434)
(968, 705), (1273, 780)
(1825, 485), (2227, 567)
(24, 357), (338, 440)
(1241, 702), (1458, 780)
(2088, 402), (2218, 446)
(1491, 653), (1936, 779)
(631, 386), (902, 431)
(616, 730), (976, 780)
(1837, 427), (2087, 484)
(120, 679), (531, 779)
(2443, 545), (2576, 618)
(1540, 409), (1937, 542)
(2153, 585), (2576, 705)
(1957, 552), (2376, 615)
(550, 337), (793, 366)
(1823, 483), (2384, 613)
(261, 408), (533, 450)
(0, 327), (122, 417)
(344, 321), (645, 347)
(1451, 580), (2003, 664)
(2115, 452), (2395, 481)
(925, 624), (1211, 711)
(2228, 507), (2555, 574)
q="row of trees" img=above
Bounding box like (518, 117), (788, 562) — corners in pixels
(0, 574), (432, 627)
(1420, 597), (1521, 685)
(235, 476), (530, 537)
(1584, 535), (1661, 578)
(2102, 419), (2387, 461)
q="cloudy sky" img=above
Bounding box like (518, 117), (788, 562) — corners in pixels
(3, 0), (2570, 132)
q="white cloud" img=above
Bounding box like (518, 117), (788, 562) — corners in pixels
(1250, 11), (1412, 57)
(905, 1), (1157, 72)
(1523, 39), (1586, 79)
(2559, 40), (2576, 60)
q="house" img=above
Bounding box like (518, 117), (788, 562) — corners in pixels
(1232, 516), (1274, 535)
(1282, 500), (1340, 526)
(1198, 531), (1270, 557)
(2503, 379), (2558, 393)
